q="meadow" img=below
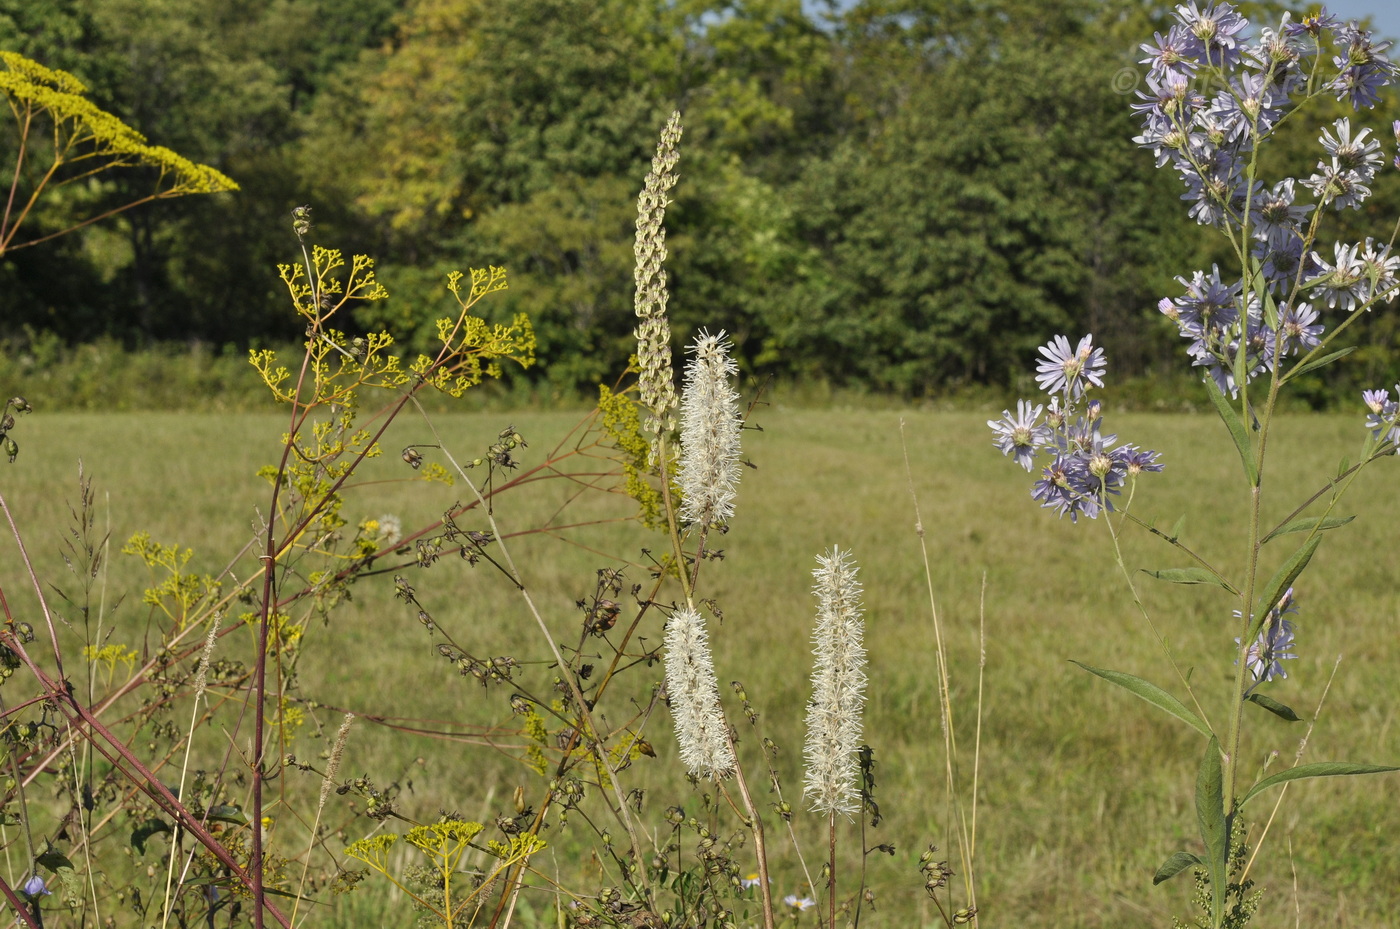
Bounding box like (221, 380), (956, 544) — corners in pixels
(2, 403), (1397, 928)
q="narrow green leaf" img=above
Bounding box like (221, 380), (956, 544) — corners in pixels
(1153, 850), (1202, 885)
(1069, 661), (1213, 738)
(1246, 692), (1301, 722)
(1170, 514), (1187, 541)
(1241, 762), (1400, 806)
(1249, 258), (1279, 332)
(1282, 346), (1356, 383)
(1196, 737), (1227, 928)
(1142, 567), (1235, 593)
(1203, 375), (1258, 486)
(1255, 537), (1321, 622)
(1260, 515), (1354, 545)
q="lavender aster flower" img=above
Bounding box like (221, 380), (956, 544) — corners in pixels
(803, 548), (867, 817)
(1284, 8), (1338, 38)
(1235, 588), (1299, 689)
(1308, 241), (1366, 310)
(677, 330), (743, 527)
(1330, 25), (1398, 110)
(1141, 26), (1199, 80)
(1174, 2), (1250, 70)
(663, 606), (735, 778)
(988, 399), (1052, 471)
(1034, 335), (1106, 400)
(1363, 385), (1400, 447)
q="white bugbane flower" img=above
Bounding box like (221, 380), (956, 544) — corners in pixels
(678, 330), (742, 527)
(634, 112), (683, 455)
(803, 547), (867, 816)
(663, 606), (734, 778)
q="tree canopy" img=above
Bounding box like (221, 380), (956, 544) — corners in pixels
(3, 0), (1396, 398)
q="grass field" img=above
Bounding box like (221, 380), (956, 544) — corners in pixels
(1, 404), (1398, 928)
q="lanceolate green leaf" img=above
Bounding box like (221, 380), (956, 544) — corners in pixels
(1069, 661), (1213, 739)
(1142, 567), (1235, 592)
(1260, 515), (1354, 545)
(1153, 850), (1202, 885)
(1246, 692), (1301, 722)
(1196, 737), (1228, 928)
(1241, 762), (1400, 806)
(1282, 346), (1356, 384)
(1203, 375), (1258, 487)
(1255, 537), (1320, 623)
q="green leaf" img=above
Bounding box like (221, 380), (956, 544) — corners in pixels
(1255, 536), (1320, 623)
(206, 805), (250, 826)
(1153, 850), (1202, 885)
(1196, 737), (1227, 928)
(1246, 692), (1301, 722)
(1249, 258), (1279, 332)
(1203, 375), (1258, 486)
(1069, 661), (1213, 739)
(1283, 346), (1356, 383)
(1241, 762), (1400, 806)
(1170, 514), (1187, 541)
(35, 845), (74, 872)
(131, 820), (171, 856)
(1142, 567), (1235, 592)
(1260, 515), (1354, 545)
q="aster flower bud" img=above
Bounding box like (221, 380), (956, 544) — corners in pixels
(678, 330), (743, 527)
(663, 606), (734, 779)
(803, 547), (867, 816)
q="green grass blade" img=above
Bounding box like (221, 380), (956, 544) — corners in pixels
(1241, 762), (1400, 806)
(1069, 661), (1213, 738)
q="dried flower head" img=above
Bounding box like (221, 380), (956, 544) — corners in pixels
(634, 111), (683, 451)
(803, 547), (867, 816)
(663, 606), (734, 778)
(678, 330), (743, 527)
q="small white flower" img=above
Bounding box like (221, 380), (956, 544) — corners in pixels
(678, 330), (743, 527)
(803, 547), (867, 816)
(663, 606), (734, 778)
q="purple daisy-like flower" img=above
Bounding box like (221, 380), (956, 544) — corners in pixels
(988, 400), (1052, 472)
(1363, 385), (1400, 447)
(1034, 335), (1106, 400)
(1328, 25), (1399, 110)
(1278, 302), (1324, 354)
(1320, 118), (1384, 178)
(1251, 178), (1311, 249)
(1114, 445), (1165, 476)
(1031, 455), (1088, 521)
(1141, 26), (1199, 80)
(1308, 242), (1367, 310)
(1356, 237), (1400, 307)
(1175, 2), (1250, 70)
(1235, 588), (1299, 689)
(1284, 7), (1338, 38)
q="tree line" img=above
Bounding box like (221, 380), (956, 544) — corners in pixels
(2, 0), (1396, 397)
